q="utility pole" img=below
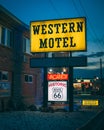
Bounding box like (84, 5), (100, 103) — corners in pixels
(100, 58), (103, 95)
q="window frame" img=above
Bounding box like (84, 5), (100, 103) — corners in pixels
(24, 74), (33, 83)
(23, 36), (31, 54)
(0, 25), (13, 48)
(0, 71), (8, 81)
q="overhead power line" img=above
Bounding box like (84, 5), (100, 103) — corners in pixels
(78, 0), (104, 52)
(48, 0), (61, 18)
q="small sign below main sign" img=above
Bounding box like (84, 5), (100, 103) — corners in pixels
(82, 100), (99, 106)
(48, 81), (67, 101)
(30, 57), (87, 67)
(47, 74), (68, 80)
(30, 17), (86, 52)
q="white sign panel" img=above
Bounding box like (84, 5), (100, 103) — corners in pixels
(48, 81), (67, 101)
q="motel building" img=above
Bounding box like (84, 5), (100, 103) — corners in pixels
(0, 5), (90, 111)
(0, 5), (44, 111)
(0, 5), (72, 111)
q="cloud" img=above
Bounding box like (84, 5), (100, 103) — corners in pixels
(78, 51), (104, 58)
(74, 67), (104, 78)
(87, 52), (104, 58)
(88, 62), (97, 66)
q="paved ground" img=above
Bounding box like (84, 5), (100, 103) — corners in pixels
(0, 111), (98, 130)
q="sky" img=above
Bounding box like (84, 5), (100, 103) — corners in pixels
(0, 0), (104, 78)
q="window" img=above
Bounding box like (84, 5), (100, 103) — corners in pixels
(0, 27), (6, 45)
(0, 25), (13, 47)
(23, 37), (30, 54)
(0, 72), (1, 80)
(24, 74), (33, 83)
(7, 29), (13, 47)
(0, 71), (8, 81)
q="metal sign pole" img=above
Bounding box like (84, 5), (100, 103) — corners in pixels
(43, 67), (48, 108)
(69, 52), (74, 112)
(69, 66), (74, 112)
(43, 53), (48, 108)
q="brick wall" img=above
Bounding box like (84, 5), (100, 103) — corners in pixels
(0, 6), (43, 110)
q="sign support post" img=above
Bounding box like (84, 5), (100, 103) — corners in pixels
(43, 66), (48, 108)
(68, 52), (74, 112)
(69, 66), (73, 112)
(43, 53), (48, 108)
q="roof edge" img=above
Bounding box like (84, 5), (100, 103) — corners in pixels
(0, 4), (29, 29)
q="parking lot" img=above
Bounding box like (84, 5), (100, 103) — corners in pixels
(0, 111), (97, 130)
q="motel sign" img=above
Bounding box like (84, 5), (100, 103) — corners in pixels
(47, 74), (68, 101)
(30, 17), (86, 52)
(30, 17), (87, 112)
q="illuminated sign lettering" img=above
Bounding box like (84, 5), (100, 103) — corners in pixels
(30, 17), (86, 52)
(47, 74), (68, 80)
(82, 100), (99, 106)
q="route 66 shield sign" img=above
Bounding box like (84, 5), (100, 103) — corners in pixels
(48, 81), (67, 101)
(52, 87), (63, 100)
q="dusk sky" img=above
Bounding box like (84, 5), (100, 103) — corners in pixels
(0, 0), (104, 78)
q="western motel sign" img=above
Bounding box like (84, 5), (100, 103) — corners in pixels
(30, 17), (86, 52)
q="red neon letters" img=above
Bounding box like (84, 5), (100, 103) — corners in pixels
(47, 74), (68, 80)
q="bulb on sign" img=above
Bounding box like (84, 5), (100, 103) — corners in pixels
(63, 68), (67, 73)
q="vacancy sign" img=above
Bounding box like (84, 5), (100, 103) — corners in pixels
(30, 17), (86, 52)
(48, 81), (67, 101)
(47, 74), (68, 80)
